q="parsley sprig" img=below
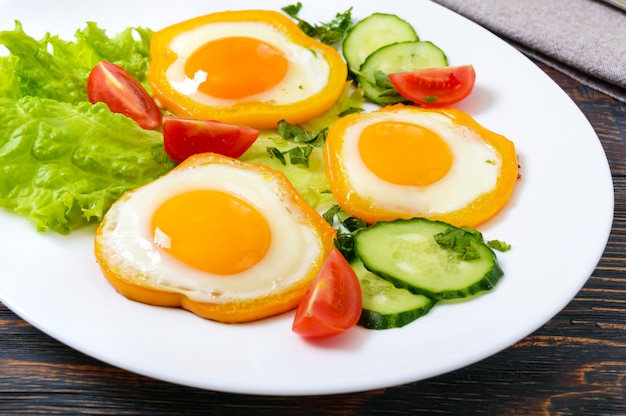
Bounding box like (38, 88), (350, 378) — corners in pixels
(434, 226), (511, 260)
(282, 3), (353, 45)
(372, 71), (405, 105)
(266, 120), (328, 168)
(322, 205), (367, 261)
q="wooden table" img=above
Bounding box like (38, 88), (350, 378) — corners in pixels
(1, 61), (624, 415)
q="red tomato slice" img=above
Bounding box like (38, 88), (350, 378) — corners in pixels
(292, 248), (362, 338)
(162, 115), (260, 163)
(388, 65), (476, 107)
(87, 60), (162, 130)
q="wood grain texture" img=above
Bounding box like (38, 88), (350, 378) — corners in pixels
(1, 62), (625, 415)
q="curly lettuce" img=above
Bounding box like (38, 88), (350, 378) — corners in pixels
(0, 97), (173, 233)
(0, 22), (171, 234)
(0, 21), (152, 101)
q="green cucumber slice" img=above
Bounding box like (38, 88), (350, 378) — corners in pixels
(353, 257), (435, 330)
(342, 13), (419, 73)
(357, 41), (448, 105)
(354, 218), (503, 300)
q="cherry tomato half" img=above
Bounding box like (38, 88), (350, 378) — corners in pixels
(87, 60), (162, 130)
(292, 248), (362, 338)
(162, 115), (260, 163)
(388, 65), (476, 107)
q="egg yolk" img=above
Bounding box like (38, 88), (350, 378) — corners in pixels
(151, 189), (271, 275)
(184, 36), (288, 99)
(358, 121), (453, 186)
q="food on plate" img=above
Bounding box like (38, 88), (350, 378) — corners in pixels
(292, 248), (362, 338)
(162, 115), (260, 163)
(357, 41), (448, 105)
(0, 21), (153, 105)
(342, 13), (418, 73)
(0, 97), (173, 234)
(148, 9), (348, 129)
(94, 152), (336, 323)
(88, 60), (162, 130)
(353, 218), (504, 301)
(280, 4), (353, 46)
(0, 22), (170, 233)
(388, 65), (477, 107)
(1, 6), (517, 334)
(341, 12), (452, 105)
(350, 256), (435, 330)
(324, 104), (519, 227)
(328, 206), (508, 330)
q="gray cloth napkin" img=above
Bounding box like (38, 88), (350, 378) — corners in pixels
(430, 0), (626, 102)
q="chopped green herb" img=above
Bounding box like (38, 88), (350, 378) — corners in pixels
(487, 240), (512, 252)
(277, 119), (328, 145)
(434, 225), (511, 259)
(298, 20), (318, 38)
(286, 146), (314, 167)
(281, 3), (303, 17)
(322, 204), (342, 224)
(373, 71), (394, 89)
(460, 225), (484, 240)
(316, 8), (353, 44)
(322, 204), (367, 260)
(267, 144), (315, 168)
(337, 107), (364, 117)
(377, 89), (403, 98)
(433, 227), (483, 261)
(266, 146), (286, 165)
(371, 70), (405, 103)
(282, 3), (353, 45)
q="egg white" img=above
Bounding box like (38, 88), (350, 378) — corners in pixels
(165, 21), (331, 105)
(96, 162), (324, 303)
(340, 109), (501, 214)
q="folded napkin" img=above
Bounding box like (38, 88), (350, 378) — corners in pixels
(430, 0), (626, 102)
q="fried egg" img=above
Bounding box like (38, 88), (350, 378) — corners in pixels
(324, 105), (518, 227)
(149, 10), (347, 129)
(94, 152), (336, 323)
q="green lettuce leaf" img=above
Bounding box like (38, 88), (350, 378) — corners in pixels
(0, 21), (166, 234)
(0, 55), (22, 99)
(0, 97), (173, 234)
(0, 20), (152, 102)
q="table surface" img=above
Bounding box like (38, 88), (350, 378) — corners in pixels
(1, 60), (625, 415)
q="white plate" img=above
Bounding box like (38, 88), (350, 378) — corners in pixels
(0, 0), (613, 396)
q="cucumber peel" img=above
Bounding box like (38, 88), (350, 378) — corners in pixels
(354, 218), (504, 300)
(342, 13), (418, 73)
(357, 41), (448, 105)
(352, 257), (436, 330)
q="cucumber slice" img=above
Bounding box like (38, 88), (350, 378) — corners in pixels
(342, 13), (419, 73)
(352, 257), (435, 330)
(354, 218), (503, 300)
(357, 41), (448, 105)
